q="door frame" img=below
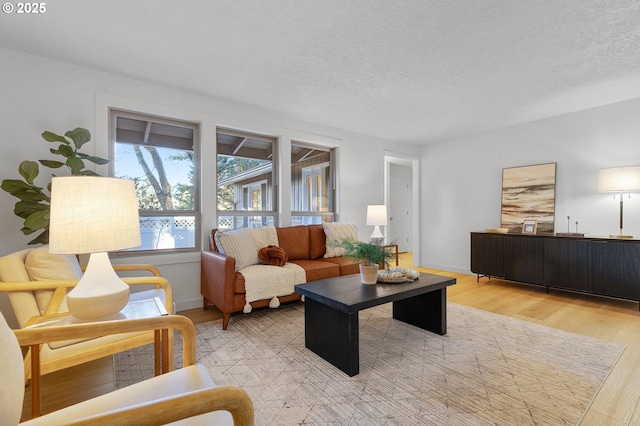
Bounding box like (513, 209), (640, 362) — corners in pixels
(384, 152), (420, 265)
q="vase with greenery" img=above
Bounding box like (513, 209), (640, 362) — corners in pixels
(1, 128), (109, 245)
(337, 238), (395, 284)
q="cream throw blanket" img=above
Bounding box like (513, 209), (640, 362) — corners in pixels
(240, 263), (306, 313)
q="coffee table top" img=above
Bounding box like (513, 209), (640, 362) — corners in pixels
(295, 272), (456, 313)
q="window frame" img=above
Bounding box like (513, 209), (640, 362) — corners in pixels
(291, 141), (336, 224)
(109, 108), (201, 254)
(216, 127), (278, 230)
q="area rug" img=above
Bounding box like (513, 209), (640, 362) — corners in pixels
(115, 303), (624, 425)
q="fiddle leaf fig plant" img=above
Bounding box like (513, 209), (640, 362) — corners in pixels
(1, 127), (109, 245)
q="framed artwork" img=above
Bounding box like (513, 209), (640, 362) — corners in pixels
(501, 162), (556, 234)
(522, 219), (538, 234)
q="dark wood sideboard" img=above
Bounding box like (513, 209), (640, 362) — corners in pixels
(470, 232), (640, 308)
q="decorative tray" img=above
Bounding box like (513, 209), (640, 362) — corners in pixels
(377, 267), (420, 284)
(377, 276), (414, 284)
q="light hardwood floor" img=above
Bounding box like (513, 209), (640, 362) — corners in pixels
(21, 252), (640, 424)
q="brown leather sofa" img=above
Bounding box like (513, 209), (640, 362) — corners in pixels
(201, 224), (359, 329)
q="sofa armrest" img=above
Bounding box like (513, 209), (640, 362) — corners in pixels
(201, 251), (237, 314)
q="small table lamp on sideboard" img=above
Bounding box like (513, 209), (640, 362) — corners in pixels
(49, 176), (141, 320)
(597, 166), (640, 238)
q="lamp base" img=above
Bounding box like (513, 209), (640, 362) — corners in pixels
(369, 225), (384, 245)
(610, 234), (633, 239)
(68, 287), (129, 320)
(67, 252), (130, 320)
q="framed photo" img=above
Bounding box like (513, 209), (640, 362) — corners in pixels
(522, 219), (538, 234)
(500, 162), (556, 234)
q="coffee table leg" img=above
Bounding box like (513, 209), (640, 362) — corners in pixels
(304, 298), (359, 376)
(393, 288), (447, 335)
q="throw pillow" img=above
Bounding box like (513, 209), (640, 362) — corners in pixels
(214, 228), (260, 270)
(322, 222), (359, 258)
(250, 226), (279, 250)
(258, 245), (288, 267)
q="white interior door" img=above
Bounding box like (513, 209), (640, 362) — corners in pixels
(389, 173), (411, 252)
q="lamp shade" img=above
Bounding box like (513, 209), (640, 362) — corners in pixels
(49, 176), (141, 254)
(366, 205), (388, 226)
(597, 166), (640, 193)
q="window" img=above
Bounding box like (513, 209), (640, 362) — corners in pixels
(110, 110), (199, 252)
(291, 142), (335, 225)
(216, 128), (276, 230)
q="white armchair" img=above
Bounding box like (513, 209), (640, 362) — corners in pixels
(0, 246), (173, 381)
(0, 312), (254, 425)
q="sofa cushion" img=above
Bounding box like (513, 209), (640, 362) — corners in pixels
(289, 259), (341, 282)
(319, 257), (360, 276)
(276, 225), (310, 260)
(308, 224), (326, 259)
(25, 246), (81, 316)
(322, 222), (358, 258)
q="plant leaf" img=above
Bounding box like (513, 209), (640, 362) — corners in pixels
(23, 208), (49, 231)
(21, 226), (37, 235)
(79, 170), (101, 176)
(65, 128), (91, 149)
(1, 179), (33, 195)
(66, 156), (85, 175)
(11, 189), (49, 202)
(39, 159), (65, 169)
(42, 131), (70, 144)
(27, 229), (49, 245)
(51, 144), (74, 157)
(15, 200), (49, 219)
(17, 161), (39, 184)
(76, 152), (110, 165)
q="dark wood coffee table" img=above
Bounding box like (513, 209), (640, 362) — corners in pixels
(294, 272), (456, 376)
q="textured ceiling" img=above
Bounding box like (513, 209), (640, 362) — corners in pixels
(2, 0), (640, 144)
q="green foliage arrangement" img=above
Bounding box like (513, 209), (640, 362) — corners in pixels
(338, 238), (395, 268)
(1, 128), (109, 245)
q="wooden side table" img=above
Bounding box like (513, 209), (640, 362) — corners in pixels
(22, 297), (168, 418)
(383, 244), (399, 266)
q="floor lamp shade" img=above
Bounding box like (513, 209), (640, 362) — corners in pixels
(597, 166), (640, 193)
(597, 166), (640, 238)
(49, 176), (141, 319)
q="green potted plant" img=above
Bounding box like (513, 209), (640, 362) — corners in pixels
(338, 238), (395, 284)
(1, 128), (108, 244)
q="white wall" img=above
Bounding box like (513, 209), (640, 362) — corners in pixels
(420, 97), (640, 273)
(0, 47), (421, 326)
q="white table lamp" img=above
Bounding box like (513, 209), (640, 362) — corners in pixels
(597, 166), (640, 238)
(366, 204), (387, 244)
(49, 176), (141, 319)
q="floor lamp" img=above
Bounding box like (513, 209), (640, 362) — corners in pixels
(49, 176), (142, 320)
(597, 166), (640, 238)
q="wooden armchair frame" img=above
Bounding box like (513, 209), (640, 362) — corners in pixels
(13, 315), (254, 425)
(0, 264), (173, 380)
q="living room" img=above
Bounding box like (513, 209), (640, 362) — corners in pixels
(2, 1), (640, 424)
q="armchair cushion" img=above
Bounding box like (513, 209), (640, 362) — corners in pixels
(25, 246), (80, 315)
